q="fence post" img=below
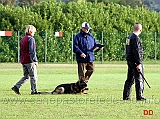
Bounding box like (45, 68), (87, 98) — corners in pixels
(18, 31), (20, 63)
(154, 32), (157, 64)
(101, 31), (104, 64)
(71, 31), (74, 64)
(44, 30), (47, 63)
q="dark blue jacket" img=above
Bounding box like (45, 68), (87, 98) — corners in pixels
(73, 30), (99, 63)
(20, 35), (38, 64)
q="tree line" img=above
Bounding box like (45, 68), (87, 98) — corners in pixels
(0, 0), (160, 12)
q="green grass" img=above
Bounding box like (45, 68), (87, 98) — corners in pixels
(0, 62), (160, 119)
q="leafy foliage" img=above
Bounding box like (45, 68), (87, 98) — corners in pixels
(0, 1), (160, 62)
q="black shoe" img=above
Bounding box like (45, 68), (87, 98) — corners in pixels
(84, 87), (89, 90)
(31, 92), (40, 95)
(11, 86), (21, 95)
(137, 97), (146, 101)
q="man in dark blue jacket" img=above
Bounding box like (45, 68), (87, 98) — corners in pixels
(73, 22), (103, 86)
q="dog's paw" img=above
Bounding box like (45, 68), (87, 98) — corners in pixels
(77, 92), (88, 94)
(83, 92), (88, 94)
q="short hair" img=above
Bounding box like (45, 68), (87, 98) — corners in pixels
(133, 22), (142, 31)
(25, 25), (36, 35)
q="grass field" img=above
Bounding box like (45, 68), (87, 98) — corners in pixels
(0, 62), (160, 119)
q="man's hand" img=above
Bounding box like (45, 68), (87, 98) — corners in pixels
(136, 64), (142, 72)
(80, 53), (86, 58)
(34, 62), (38, 66)
(99, 47), (104, 50)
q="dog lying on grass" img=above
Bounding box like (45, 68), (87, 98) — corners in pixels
(39, 80), (87, 94)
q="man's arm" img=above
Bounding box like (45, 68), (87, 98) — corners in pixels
(28, 37), (38, 63)
(73, 35), (83, 55)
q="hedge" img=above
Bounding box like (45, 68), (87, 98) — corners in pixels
(0, 1), (160, 62)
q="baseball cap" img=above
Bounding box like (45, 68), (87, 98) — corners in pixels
(82, 22), (91, 30)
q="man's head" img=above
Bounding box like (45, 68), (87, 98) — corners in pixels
(133, 23), (142, 36)
(25, 25), (36, 36)
(81, 22), (91, 33)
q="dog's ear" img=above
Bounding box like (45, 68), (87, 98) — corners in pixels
(79, 80), (87, 87)
(75, 80), (80, 85)
(76, 79), (83, 84)
(79, 79), (85, 83)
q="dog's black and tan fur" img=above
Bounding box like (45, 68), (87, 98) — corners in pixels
(39, 80), (87, 94)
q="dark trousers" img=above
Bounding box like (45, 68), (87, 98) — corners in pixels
(123, 61), (144, 99)
(77, 62), (94, 83)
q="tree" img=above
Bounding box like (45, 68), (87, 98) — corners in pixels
(142, 0), (155, 9)
(0, 0), (16, 6)
(85, 0), (143, 8)
(142, 0), (160, 12)
(17, 0), (41, 7)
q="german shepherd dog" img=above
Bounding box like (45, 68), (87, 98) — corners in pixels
(39, 80), (87, 94)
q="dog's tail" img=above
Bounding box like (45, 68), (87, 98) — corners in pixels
(39, 87), (65, 95)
